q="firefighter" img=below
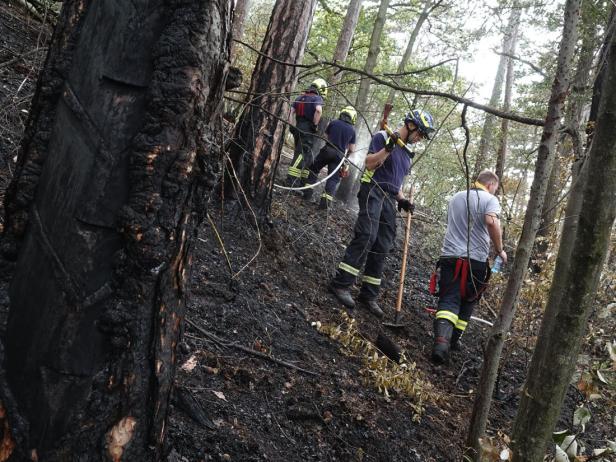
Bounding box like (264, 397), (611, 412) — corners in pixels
(287, 78), (327, 186)
(329, 110), (436, 317)
(304, 106), (357, 209)
(431, 170), (507, 365)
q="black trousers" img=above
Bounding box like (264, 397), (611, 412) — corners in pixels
(287, 118), (316, 185)
(333, 183), (397, 299)
(305, 145), (343, 201)
(436, 257), (489, 332)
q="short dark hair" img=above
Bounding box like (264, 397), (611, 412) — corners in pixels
(477, 170), (499, 186)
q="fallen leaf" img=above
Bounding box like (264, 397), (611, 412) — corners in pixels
(212, 391), (227, 402)
(180, 355), (198, 372)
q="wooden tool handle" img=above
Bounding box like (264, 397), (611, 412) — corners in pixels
(395, 189), (414, 314)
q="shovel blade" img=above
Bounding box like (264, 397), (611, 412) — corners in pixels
(374, 333), (401, 363)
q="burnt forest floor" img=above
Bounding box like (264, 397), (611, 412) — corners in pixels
(1, 3), (615, 462)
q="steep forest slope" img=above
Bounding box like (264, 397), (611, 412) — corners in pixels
(0, 4), (614, 461)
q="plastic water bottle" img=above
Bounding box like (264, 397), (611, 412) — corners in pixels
(492, 255), (503, 273)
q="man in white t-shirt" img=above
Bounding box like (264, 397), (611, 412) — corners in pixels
(432, 170), (507, 364)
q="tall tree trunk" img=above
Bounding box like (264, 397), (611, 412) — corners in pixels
(473, 4), (519, 178)
(228, 0), (317, 212)
(230, 0), (252, 57)
(0, 0), (231, 459)
(336, 0), (390, 203)
(355, 0), (389, 117)
(535, 16), (598, 266)
(329, 0), (363, 88)
(494, 3), (521, 188)
(511, 17), (616, 460)
(385, 0), (434, 105)
(548, 5), (616, 287)
(466, 0), (581, 459)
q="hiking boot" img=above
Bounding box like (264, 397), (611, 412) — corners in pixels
(358, 297), (384, 318)
(431, 319), (454, 365)
(328, 283), (355, 308)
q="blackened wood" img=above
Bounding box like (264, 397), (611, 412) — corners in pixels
(1, 0), (231, 459)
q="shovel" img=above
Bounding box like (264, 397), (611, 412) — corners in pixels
(383, 207), (413, 328)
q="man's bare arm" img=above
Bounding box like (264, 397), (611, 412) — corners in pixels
(365, 148), (390, 171)
(485, 213), (507, 263)
(313, 105), (323, 125)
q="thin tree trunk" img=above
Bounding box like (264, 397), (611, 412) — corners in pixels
(0, 0), (231, 460)
(473, 4), (519, 178)
(494, 4), (521, 188)
(336, 0), (389, 203)
(536, 6), (599, 262)
(329, 0), (363, 87)
(228, 0), (317, 211)
(355, 0), (389, 116)
(385, 0), (433, 105)
(511, 16), (616, 460)
(230, 0), (252, 57)
(466, 0), (581, 459)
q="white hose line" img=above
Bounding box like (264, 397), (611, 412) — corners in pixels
(273, 151), (347, 191)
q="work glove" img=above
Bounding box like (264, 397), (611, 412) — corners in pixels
(339, 160), (350, 178)
(385, 132), (400, 152)
(397, 198), (414, 214)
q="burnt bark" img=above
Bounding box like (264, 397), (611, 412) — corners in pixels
(0, 0), (231, 460)
(511, 11), (616, 459)
(228, 0), (317, 212)
(466, 0), (581, 459)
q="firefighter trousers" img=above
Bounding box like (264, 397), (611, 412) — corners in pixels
(436, 257), (489, 334)
(287, 118), (316, 186)
(332, 183), (397, 300)
(305, 145), (344, 202)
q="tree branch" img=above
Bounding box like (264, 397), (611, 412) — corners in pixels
(186, 319), (319, 376)
(494, 50), (548, 78)
(233, 39), (545, 126)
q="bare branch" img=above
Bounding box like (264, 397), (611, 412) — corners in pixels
(494, 50), (548, 78)
(233, 39), (546, 126)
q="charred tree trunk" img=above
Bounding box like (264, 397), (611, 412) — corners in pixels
(466, 0), (581, 459)
(228, 0), (317, 212)
(494, 3), (521, 189)
(511, 15), (616, 460)
(336, 0), (389, 203)
(0, 0), (231, 459)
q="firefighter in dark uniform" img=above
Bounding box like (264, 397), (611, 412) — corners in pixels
(329, 110), (436, 317)
(304, 106), (357, 209)
(287, 78), (327, 186)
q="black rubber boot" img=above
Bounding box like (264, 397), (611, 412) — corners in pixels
(358, 297), (384, 318)
(431, 319), (454, 364)
(318, 197), (329, 210)
(328, 283), (355, 308)
(450, 328), (463, 351)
